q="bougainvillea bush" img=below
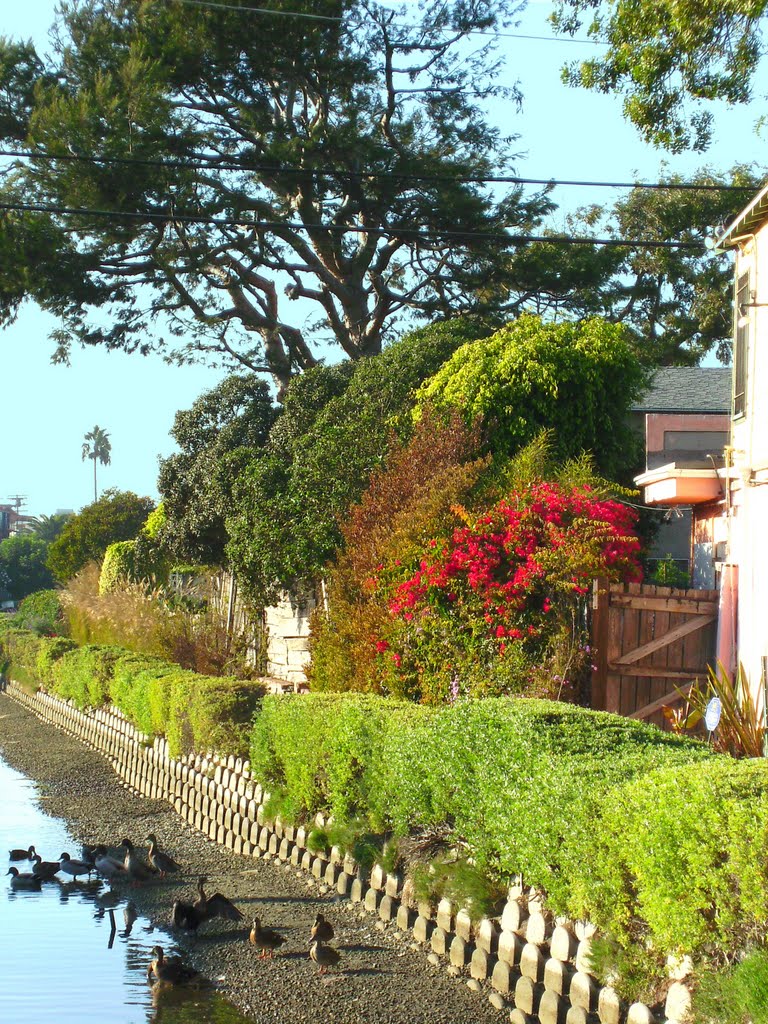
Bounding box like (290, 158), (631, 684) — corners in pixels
(372, 480), (643, 703)
(307, 411), (488, 695)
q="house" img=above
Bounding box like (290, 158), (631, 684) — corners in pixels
(634, 179), (768, 707)
(631, 367), (730, 583)
(712, 182), (768, 704)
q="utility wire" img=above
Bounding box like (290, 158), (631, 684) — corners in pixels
(170, 0), (343, 21)
(0, 148), (753, 193)
(0, 198), (705, 248)
(166, 0), (607, 43)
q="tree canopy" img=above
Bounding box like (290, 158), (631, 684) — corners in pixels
(551, 0), (768, 152)
(417, 314), (649, 481)
(226, 317), (492, 602)
(504, 164), (765, 365)
(158, 374), (278, 566)
(0, 535), (55, 601)
(0, 0), (549, 389)
(46, 489), (155, 583)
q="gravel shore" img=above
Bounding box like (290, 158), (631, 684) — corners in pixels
(0, 690), (506, 1024)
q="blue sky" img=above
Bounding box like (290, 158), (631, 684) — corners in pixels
(1, 0), (765, 518)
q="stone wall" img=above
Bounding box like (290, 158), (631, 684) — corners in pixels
(1, 679), (690, 1024)
(263, 588), (317, 686)
(206, 571), (316, 686)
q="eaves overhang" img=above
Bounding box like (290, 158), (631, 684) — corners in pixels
(716, 180), (768, 249)
(634, 463), (723, 506)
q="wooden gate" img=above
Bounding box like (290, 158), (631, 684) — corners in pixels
(590, 579), (719, 728)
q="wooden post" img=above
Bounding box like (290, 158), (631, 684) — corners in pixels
(590, 577), (609, 711)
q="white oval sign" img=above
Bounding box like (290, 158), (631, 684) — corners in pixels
(705, 696), (722, 732)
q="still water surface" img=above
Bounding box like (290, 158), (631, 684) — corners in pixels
(0, 755), (253, 1024)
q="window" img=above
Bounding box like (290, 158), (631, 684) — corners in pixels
(734, 270), (750, 417)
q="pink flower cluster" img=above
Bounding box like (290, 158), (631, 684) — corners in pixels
(387, 482), (641, 645)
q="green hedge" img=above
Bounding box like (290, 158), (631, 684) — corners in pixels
(4, 629), (767, 990)
(11, 590), (66, 634)
(0, 629), (262, 757)
(0, 629), (77, 691)
(251, 693), (768, 976)
(585, 757), (768, 958)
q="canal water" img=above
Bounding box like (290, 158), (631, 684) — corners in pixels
(0, 754), (253, 1024)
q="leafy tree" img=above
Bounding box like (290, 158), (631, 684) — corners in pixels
(27, 512), (74, 544)
(158, 375), (277, 567)
(46, 489), (155, 583)
(417, 314), (649, 481)
(226, 317), (492, 602)
(0, 535), (55, 601)
(504, 164), (765, 365)
(0, 0), (549, 390)
(551, 0), (768, 152)
(81, 425), (112, 501)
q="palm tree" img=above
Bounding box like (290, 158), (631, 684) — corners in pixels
(82, 426), (112, 502)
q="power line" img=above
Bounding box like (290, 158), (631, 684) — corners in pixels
(170, 0), (342, 21)
(0, 198), (705, 248)
(0, 148), (753, 193)
(166, 0), (607, 43)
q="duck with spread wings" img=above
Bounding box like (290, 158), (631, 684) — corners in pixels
(171, 875), (243, 932)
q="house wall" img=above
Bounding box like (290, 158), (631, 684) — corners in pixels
(644, 412), (730, 569)
(645, 412), (730, 469)
(729, 225), (768, 706)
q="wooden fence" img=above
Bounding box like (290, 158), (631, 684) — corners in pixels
(590, 578), (719, 729)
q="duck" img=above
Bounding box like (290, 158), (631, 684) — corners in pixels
(146, 946), (200, 985)
(249, 917), (287, 959)
(145, 834), (181, 879)
(31, 854), (61, 880)
(7, 867), (43, 891)
(119, 838), (155, 885)
(58, 852), (95, 881)
(171, 876), (243, 932)
(310, 912), (335, 944)
(92, 845), (127, 880)
(8, 845), (36, 862)
(309, 938), (342, 974)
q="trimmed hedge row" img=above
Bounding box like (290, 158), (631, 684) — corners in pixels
(4, 626), (767, 982)
(250, 693), (768, 969)
(0, 629), (261, 757)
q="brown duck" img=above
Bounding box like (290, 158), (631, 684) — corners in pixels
(7, 867), (42, 891)
(146, 946), (200, 985)
(249, 917), (287, 959)
(119, 838), (154, 885)
(309, 938), (342, 974)
(8, 845), (36, 862)
(310, 913), (334, 944)
(145, 834), (181, 879)
(31, 854), (61, 880)
(171, 876), (243, 932)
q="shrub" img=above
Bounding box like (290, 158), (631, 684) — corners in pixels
(251, 693), (713, 912)
(52, 644), (123, 708)
(581, 757), (768, 964)
(307, 410), (488, 695)
(693, 948), (768, 1024)
(250, 693), (419, 821)
(63, 563), (263, 680)
(416, 314), (648, 481)
(375, 479), (642, 703)
(47, 489), (155, 583)
(12, 590), (66, 634)
(2, 627), (262, 757)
